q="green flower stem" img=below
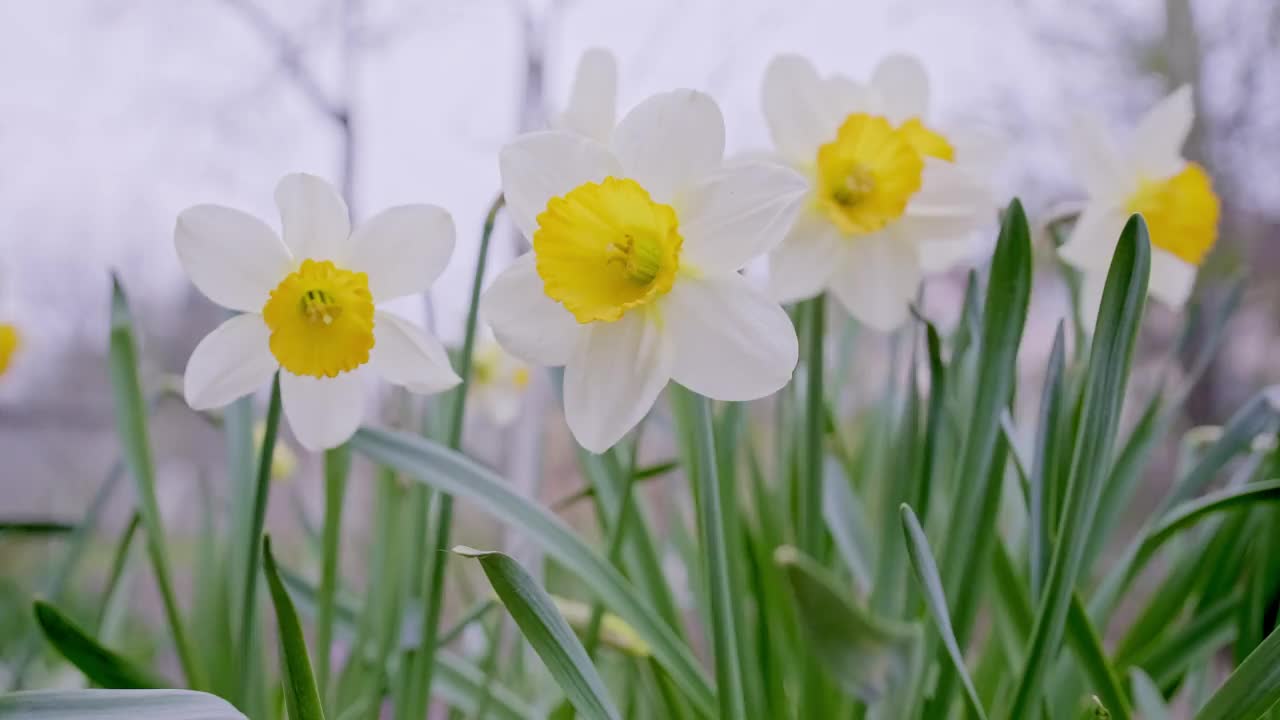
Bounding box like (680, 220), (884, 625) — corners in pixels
(315, 442), (351, 705)
(800, 295), (827, 554)
(237, 371), (282, 702)
(582, 437), (643, 656)
(403, 193), (502, 718)
(672, 386), (747, 720)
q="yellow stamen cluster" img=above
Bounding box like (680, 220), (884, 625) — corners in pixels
(263, 259), (375, 378)
(814, 113), (950, 236)
(1126, 163), (1219, 266)
(533, 177), (682, 323)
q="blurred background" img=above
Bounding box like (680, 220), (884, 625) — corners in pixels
(1, 0), (1278, 692)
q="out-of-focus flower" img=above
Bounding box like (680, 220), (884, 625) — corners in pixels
(483, 90), (806, 452)
(176, 173), (460, 451)
(469, 328), (531, 426)
(553, 48), (618, 144)
(0, 323), (19, 377)
(254, 421), (299, 480)
(761, 54), (999, 331)
(1059, 86), (1219, 324)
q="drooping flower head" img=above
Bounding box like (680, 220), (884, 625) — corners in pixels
(176, 173), (460, 450)
(762, 54), (999, 331)
(1058, 86), (1219, 324)
(483, 90), (807, 452)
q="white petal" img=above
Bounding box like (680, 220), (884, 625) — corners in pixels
(1077, 271), (1106, 335)
(897, 159), (996, 242)
(870, 54), (930, 123)
(918, 234), (989, 275)
(610, 90), (725, 204)
(825, 76), (870, 123)
(678, 161), (808, 273)
(275, 173), (352, 262)
(183, 313), (277, 410)
(664, 273), (798, 400)
(174, 205), (292, 312)
(563, 311), (672, 453)
(762, 54), (832, 166)
(1148, 247), (1197, 308)
(347, 204), (455, 302)
(827, 234), (921, 332)
(555, 47), (617, 144)
(280, 370), (365, 451)
(500, 131), (623, 240)
(768, 211), (841, 303)
(1067, 114), (1132, 199)
(481, 253), (581, 366)
(1059, 203), (1128, 275)
(950, 125), (1007, 179)
(371, 310), (461, 394)
(1131, 85), (1194, 179)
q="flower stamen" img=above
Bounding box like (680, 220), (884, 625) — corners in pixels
(263, 259), (375, 378)
(533, 177), (682, 323)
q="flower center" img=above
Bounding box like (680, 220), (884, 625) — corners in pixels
(0, 323), (20, 376)
(1125, 163), (1219, 265)
(263, 259), (376, 378)
(533, 177), (682, 323)
(815, 113), (927, 236)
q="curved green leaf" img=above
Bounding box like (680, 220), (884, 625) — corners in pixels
(1195, 621), (1280, 720)
(0, 690), (246, 719)
(107, 277), (200, 689)
(934, 198), (1032, 708)
(33, 601), (167, 689)
(262, 536), (325, 720)
(349, 426), (714, 716)
(899, 505), (988, 720)
(455, 547), (620, 720)
(1010, 214), (1150, 719)
(775, 546), (917, 704)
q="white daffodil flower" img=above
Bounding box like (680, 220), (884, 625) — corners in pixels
(1058, 86), (1220, 327)
(470, 326), (532, 426)
(553, 47), (618, 143)
(762, 54), (999, 331)
(176, 173), (461, 451)
(483, 90), (807, 452)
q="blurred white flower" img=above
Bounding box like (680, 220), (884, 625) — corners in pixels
(469, 326), (532, 426)
(761, 54), (999, 331)
(176, 173), (460, 451)
(1059, 86), (1219, 325)
(552, 48), (618, 144)
(483, 90), (806, 452)
(254, 420), (299, 481)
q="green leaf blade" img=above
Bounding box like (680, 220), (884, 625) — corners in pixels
(262, 536), (326, 720)
(455, 547), (621, 720)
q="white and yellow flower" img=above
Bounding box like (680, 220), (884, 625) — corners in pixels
(483, 90), (807, 452)
(1058, 86), (1219, 323)
(553, 48), (618, 143)
(176, 173), (461, 451)
(470, 326), (532, 426)
(762, 54), (998, 331)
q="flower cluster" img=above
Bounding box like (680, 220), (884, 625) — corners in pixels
(174, 49), (1220, 452)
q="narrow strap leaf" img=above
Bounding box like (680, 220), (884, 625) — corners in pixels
(262, 535), (326, 720)
(455, 547), (621, 720)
